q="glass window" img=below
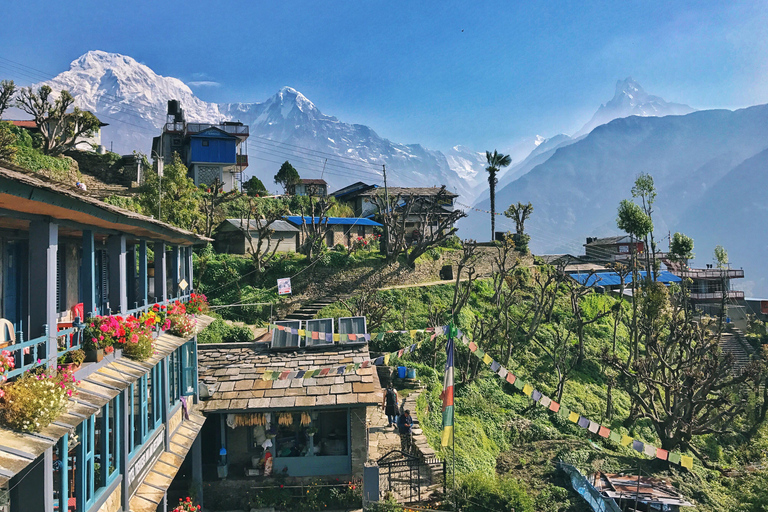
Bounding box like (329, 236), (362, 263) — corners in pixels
(181, 341), (196, 396)
(105, 396), (120, 483)
(273, 410), (348, 458)
(169, 350), (180, 406)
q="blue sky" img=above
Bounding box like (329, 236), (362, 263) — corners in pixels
(1, 0), (767, 151)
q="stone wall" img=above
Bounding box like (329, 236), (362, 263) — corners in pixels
(94, 482), (121, 512)
(350, 406), (368, 477)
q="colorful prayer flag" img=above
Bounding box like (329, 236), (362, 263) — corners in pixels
(621, 435), (633, 447)
(578, 416), (590, 429)
(498, 367), (508, 379)
(643, 444), (657, 457)
(598, 426), (610, 438)
(588, 420), (600, 434)
(668, 452), (681, 464)
(656, 448), (668, 461)
(568, 411), (580, 423)
(441, 331), (455, 447)
(557, 405), (569, 418)
(384, 353), (391, 365)
(539, 395), (551, 408)
(333, 333), (341, 342)
(531, 390), (543, 402)
(506, 373), (516, 385)
(632, 440), (644, 453)
(680, 455), (693, 470)
(296, 370), (306, 379)
(490, 361), (501, 372)
(549, 401), (560, 413)
(522, 383), (533, 396)
(608, 431), (622, 443)
(475, 348), (485, 359)
(469, 341), (478, 352)
(483, 354), (493, 365)
(348, 333), (357, 341)
(319, 368), (330, 376)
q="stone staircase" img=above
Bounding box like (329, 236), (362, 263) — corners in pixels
(280, 295), (348, 322)
(720, 327), (756, 374)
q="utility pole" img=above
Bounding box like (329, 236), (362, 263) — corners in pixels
(383, 164), (390, 256)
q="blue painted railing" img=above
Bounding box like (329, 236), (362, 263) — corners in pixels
(4, 294), (191, 380)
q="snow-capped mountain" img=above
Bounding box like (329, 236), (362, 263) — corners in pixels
(575, 77), (694, 137)
(38, 51), (485, 200)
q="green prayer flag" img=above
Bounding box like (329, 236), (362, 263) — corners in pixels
(513, 378), (525, 390)
(667, 452), (682, 464)
(608, 431), (622, 443)
(475, 348), (485, 359)
(557, 405), (570, 418)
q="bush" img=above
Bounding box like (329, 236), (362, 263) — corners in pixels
(452, 472), (534, 512)
(224, 326), (254, 343)
(1, 367), (78, 432)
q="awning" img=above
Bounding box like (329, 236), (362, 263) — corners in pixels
(129, 412), (206, 512)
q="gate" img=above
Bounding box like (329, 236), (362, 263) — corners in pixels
(376, 450), (445, 504)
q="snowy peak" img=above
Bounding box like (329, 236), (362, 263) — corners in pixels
(575, 77), (694, 137)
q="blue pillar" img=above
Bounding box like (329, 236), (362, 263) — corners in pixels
(162, 356), (171, 451)
(126, 245), (137, 310)
(154, 242), (167, 303)
(107, 235), (127, 314)
(192, 435), (203, 508)
(187, 246), (194, 293)
(29, 220), (58, 365)
(81, 230), (96, 318)
(171, 245), (180, 299)
(138, 240), (148, 307)
(59, 434), (68, 511)
(120, 388), (130, 511)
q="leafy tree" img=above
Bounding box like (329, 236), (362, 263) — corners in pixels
(485, 150), (512, 240)
(0, 122), (17, 162)
(243, 176), (268, 197)
(138, 153), (202, 230)
(0, 80), (16, 119)
(503, 201), (534, 253)
(714, 245), (728, 269)
(273, 161), (300, 193)
(669, 232), (694, 266)
(16, 85), (101, 156)
(631, 173), (659, 278)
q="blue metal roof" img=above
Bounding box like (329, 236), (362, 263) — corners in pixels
(568, 270), (682, 287)
(283, 216), (382, 227)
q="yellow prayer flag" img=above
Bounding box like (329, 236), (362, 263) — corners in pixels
(483, 354), (493, 365)
(621, 435), (633, 447)
(298, 329), (305, 336)
(522, 383), (533, 396)
(680, 455), (693, 469)
(384, 353), (391, 365)
(333, 333), (340, 341)
(441, 425), (454, 447)
(409, 330), (418, 337)
(568, 411), (580, 423)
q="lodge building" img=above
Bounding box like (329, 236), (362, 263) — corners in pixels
(0, 163), (213, 512)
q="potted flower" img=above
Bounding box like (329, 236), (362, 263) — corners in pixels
(166, 301), (196, 338)
(0, 350), (15, 383)
(188, 293), (209, 314)
(0, 366), (79, 432)
(82, 316), (117, 362)
(57, 349), (85, 372)
(119, 316), (154, 362)
(172, 497), (200, 512)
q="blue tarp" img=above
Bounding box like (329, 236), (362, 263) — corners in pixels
(569, 270), (682, 288)
(283, 216), (382, 227)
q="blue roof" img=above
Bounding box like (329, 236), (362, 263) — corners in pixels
(568, 270), (682, 287)
(284, 216), (382, 227)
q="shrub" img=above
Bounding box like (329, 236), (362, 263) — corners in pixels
(0, 350), (15, 382)
(121, 330), (154, 361)
(171, 497), (200, 512)
(1, 367), (79, 432)
(452, 472), (534, 512)
(188, 292), (209, 314)
(224, 326), (254, 343)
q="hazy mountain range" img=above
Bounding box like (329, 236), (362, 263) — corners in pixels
(9, 50), (766, 294)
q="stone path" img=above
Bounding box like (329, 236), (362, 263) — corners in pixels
(367, 400), (404, 461)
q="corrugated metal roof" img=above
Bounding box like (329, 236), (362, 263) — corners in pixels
(223, 219), (299, 232)
(284, 216), (382, 227)
(569, 270), (682, 287)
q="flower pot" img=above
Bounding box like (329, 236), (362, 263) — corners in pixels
(84, 349), (104, 363)
(148, 266), (155, 277)
(60, 363), (81, 373)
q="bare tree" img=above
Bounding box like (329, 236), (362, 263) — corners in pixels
(339, 280), (391, 332)
(16, 85), (101, 156)
(295, 196), (333, 260)
(566, 271), (613, 365)
(492, 235), (521, 307)
(200, 177), (240, 238)
(237, 197), (290, 272)
(451, 240), (478, 317)
(373, 186), (466, 265)
(532, 325), (578, 402)
(0, 80), (16, 119)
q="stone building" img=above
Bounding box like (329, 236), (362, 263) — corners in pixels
(283, 216), (382, 249)
(198, 340), (380, 479)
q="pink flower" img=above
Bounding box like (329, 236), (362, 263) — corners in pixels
(66, 390), (73, 397)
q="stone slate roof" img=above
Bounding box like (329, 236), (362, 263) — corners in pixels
(220, 218), (299, 232)
(198, 343), (381, 412)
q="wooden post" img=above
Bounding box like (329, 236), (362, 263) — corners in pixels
(171, 245), (180, 298)
(126, 244), (137, 310)
(138, 240), (148, 307)
(107, 235), (127, 314)
(120, 388), (131, 511)
(163, 356), (171, 451)
(82, 230), (97, 317)
(154, 242), (167, 303)
(192, 435), (203, 508)
(29, 220), (57, 366)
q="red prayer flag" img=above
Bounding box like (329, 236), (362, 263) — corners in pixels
(312, 331), (319, 340)
(548, 401), (560, 413)
(469, 341), (478, 352)
(319, 368), (330, 376)
(598, 426), (610, 438)
(656, 448), (669, 461)
(506, 373), (516, 385)
(279, 371), (290, 380)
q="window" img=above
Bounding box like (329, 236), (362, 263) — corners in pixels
(274, 410), (348, 458)
(148, 365), (162, 430)
(180, 341), (196, 396)
(169, 349), (180, 406)
(201, 140), (209, 147)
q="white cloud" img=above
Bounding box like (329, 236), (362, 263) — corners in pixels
(188, 80), (221, 87)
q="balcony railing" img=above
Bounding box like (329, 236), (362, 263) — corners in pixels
(4, 294), (191, 380)
(689, 290), (745, 301)
(185, 123), (249, 136)
(679, 268), (745, 279)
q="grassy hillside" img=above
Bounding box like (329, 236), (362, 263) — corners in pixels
(320, 273), (768, 511)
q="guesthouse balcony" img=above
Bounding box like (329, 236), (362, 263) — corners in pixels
(689, 290), (745, 301)
(678, 268), (745, 280)
(186, 122), (249, 137)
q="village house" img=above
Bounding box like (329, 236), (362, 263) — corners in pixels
(6, 119), (109, 154)
(283, 216), (382, 249)
(330, 184), (459, 241)
(152, 100), (249, 192)
(583, 236), (645, 262)
(289, 178), (328, 197)
(197, 322), (379, 481)
(671, 264), (748, 328)
(213, 218), (300, 255)
(0, 162), (214, 512)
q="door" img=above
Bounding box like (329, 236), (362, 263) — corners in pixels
(4, 241), (28, 337)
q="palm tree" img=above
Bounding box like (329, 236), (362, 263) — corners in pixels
(485, 150), (512, 240)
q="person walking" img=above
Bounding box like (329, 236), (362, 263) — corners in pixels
(398, 409), (414, 454)
(382, 381), (399, 428)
